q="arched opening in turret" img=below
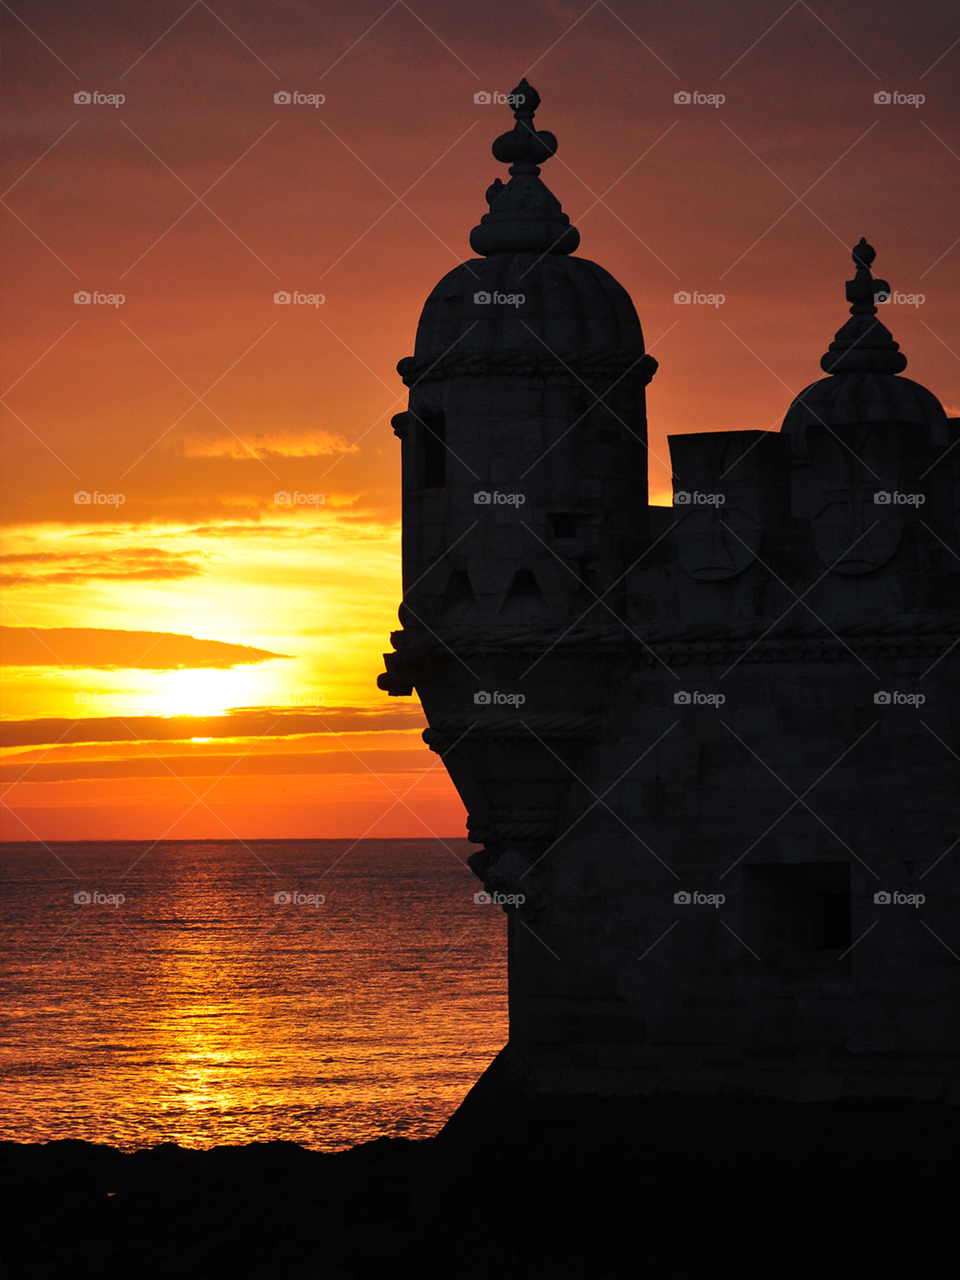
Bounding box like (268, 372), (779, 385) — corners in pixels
(419, 410), (446, 488)
(441, 569), (476, 620)
(500, 568), (545, 620)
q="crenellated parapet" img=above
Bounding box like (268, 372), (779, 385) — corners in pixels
(628, 242), (960, 648)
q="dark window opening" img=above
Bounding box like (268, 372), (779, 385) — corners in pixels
(743, 863), (851, 956)
(420, 411), (446, 488)
(441, 569), (476, 618)
(500, 568), (545, 618)
(551, 513), (578, 538)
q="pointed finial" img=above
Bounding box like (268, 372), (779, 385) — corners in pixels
(845, 237), (888, 316)
(469, 80), (579, 256)
(851, 236), (876, 271)
(820, 238), (906, 375)
(489, 79), (557, 176)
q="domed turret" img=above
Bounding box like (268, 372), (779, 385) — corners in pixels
(399, 80), (650, 382)
(781, 238), (948, 449)
(390, 82), (657, 633)
(381, 81), (658, 918)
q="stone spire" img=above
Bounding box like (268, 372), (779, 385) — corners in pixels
(819, 237), (906, 375)
(469, 78), (580, 256)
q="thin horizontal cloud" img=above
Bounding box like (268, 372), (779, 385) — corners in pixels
(0, 704), (425, 748)
(0, 748), (424, 785)
(0, 627), (292, 671)
(180, 430), (358, 458)
(0, 547), (205, 586)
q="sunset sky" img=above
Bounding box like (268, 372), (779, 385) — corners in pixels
(2, 0), (957, 840)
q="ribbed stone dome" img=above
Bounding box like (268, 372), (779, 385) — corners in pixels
(783, 372), (947, 433)
(782, 238), (947, 443)
(398, 80), (653, 383)
(411, 252), (645, 362)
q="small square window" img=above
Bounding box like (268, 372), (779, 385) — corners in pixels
(551, 513), (578, 538)
(742, 863), (851, 958)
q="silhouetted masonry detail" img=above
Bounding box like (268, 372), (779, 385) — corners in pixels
(380, 84), (960, 1106)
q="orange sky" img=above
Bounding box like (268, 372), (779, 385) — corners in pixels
(2, 0), (957, 840)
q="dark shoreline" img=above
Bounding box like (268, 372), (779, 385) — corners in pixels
(4, 1095), (956, 1279)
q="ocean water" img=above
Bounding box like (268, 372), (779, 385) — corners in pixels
(0, 839), (507, 1151)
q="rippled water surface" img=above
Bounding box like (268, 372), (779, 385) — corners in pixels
(0, 839), (507, 1150)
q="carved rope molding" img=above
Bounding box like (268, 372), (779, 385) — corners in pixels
(427, 712), (605, 740)
(383, 613), (960, 670)
(397, 347), (658, 387)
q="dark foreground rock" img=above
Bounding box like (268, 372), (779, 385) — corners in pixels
(3, 1095), (956, 1279)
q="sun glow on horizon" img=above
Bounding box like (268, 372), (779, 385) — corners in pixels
(155, 667), (275, 718)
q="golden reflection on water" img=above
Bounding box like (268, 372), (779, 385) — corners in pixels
(0, 839), (507, 1150)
